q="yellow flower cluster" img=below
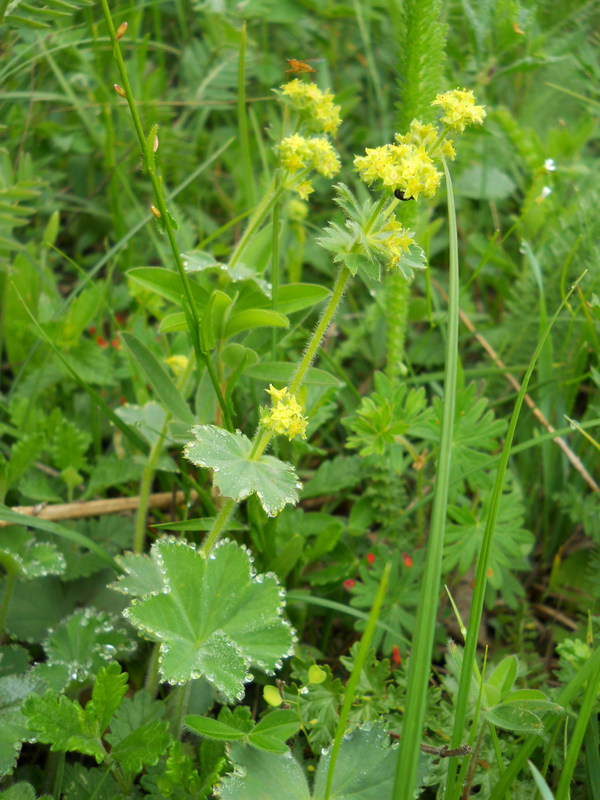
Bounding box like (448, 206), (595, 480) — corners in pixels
(261, 385), (308, 441)
(353, 88), (484, 199)
(354, 141), (441, 201)
(431, 88), (486, 133)
(279, 134), (341, 199)
(280, 79), (342, 135)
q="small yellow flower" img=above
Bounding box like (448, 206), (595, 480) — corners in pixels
(265, 384), (288, 403)
(261, 386), (308, 440)
(308, 137), (341, 178)
(280, 80), (342, 135)
(354, 141), (440, 201)
(432, 88), (486, 132)
(279, 134), (312, 172)
(166, 355), (189, 376)
(440, 139), (456, 160)
(376, 218), (415, 270)
(297, 180), (314, 200)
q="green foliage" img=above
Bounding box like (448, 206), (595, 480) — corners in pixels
(444, 484), (535, 608)
(346, 545), (423, 653)
(0, 674), (42, 778)
(343, 371), (432, 456)
(23, 662), (128, 761)
(23, 661), (171, 785)
(32, 608), (137, 691)
(0, 527), (65, 579)
(317, 184), (427, 283)
(2, 0), (93, 29)
(1, 0), (598, 797)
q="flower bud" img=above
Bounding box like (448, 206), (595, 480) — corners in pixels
(150, 205), (161, 218)
(115, 21), (128, 40)
(263, 685), (283, 707)
(113, 84), (126, 98)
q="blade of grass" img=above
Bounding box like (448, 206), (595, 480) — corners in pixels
(584, 717), (600, 799)
(237, 21), (255, 208)
(393, 156), (460, 800)
(555, 650), (600, 800)
(285, 589), (406, 642)
(324, 561), (391, 800)
(0, 506), (120, 571)
(121, 332), (195, 425)
(445, 270), (587, 800)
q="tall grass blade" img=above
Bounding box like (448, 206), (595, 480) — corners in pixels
(447, 273), (587, 799)
(393, 156), (459, 799)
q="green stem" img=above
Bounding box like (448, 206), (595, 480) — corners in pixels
(271, 170), (281, 361)
(200, 497), (236, 557)
(169, 682), (192, 739)
(228, 175), (285, 270)
(289, 264), (351, 394)
(324, 561), (391, 800)
(133, 356), (196, 554)
(237, 22), (255, 207)
(98, 0), (232, 431)
(144, 643), (162, 698)
(393, 157), (460, 800)
(202, 262), (353, 555)
(133, 425), (168, 555)
(0, 570), (17, 639)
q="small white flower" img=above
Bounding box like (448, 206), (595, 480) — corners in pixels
(544, 158), (556, 172)
(536, 186), (552, 204)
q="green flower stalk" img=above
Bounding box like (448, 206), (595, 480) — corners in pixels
(188, 88), (485, 561)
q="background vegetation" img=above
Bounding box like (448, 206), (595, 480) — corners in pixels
(1, 0), (599, 798)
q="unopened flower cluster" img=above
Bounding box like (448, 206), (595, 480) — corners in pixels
(261, 385), (308, 440)
(354, 88), (485, 200)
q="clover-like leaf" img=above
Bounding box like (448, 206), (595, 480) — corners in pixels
(184, 425), (301, 516)
(121, 538), (296, 700)
(186, 708), (301, 754)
